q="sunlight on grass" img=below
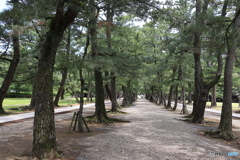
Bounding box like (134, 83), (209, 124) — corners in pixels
(3, 97), (95, 109)
(206, 102), (240, 111)
(3, 98), (31, 106)
(1, 97), (95, 115)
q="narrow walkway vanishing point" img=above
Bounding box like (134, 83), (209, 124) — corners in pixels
(76, 99), (239, 160)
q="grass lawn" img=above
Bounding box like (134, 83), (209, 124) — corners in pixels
(2, 97), (95, 114)
(206, 102), (240, 111)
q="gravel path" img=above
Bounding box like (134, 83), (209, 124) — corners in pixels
(0, 99), (239, 160)
(76, 99), (239, 160)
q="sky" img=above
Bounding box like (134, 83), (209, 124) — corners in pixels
(0, 0), (8, 12)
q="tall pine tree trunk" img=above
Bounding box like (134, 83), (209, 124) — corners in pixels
(191, 0), (224, 124)
(105, 2), (118, 112)
(78, 69), (84, 132)
(94, 67), (109, 122)
(32, 2), (81, 159)
(89, 0), (109, 122)
(218, 5), (240, 140)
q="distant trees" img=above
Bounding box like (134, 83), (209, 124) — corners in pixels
(140, 0), (239, 132)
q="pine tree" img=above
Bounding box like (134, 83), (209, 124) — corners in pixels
(31, 1), (85, 159)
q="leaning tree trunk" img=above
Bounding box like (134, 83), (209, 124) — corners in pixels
(0, 0), (20, 114)
(53, 68), (68, 106)
(54, 26), (71, 107)
(218, 5), (240, 140)
(32, 2), (81, 159)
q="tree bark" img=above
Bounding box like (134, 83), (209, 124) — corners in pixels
(78, 69), (84, 132)
(94, 68), (109, 122)
(122, 83), (133, 107)
(218, 5), (240, 140)
(210, 85), (217, 107)
(0, 0), (20, 114)
(32, 2), (82, 159)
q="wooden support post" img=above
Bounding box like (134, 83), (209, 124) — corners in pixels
(73, 111), (79, 131)
(82, 117), (90, 132)
(68, 111), (90, 133)
(68, 112), (76, 134)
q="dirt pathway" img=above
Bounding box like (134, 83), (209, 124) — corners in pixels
(0, 99), (240, 160)
(74, 99), (239, 160)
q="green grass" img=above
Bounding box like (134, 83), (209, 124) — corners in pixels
(206, 102), (240, 111)
(2, 97), (95, 112)
(3, 98), (31, 106)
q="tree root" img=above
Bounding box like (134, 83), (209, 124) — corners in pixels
(0, 111), (9, 115)
(107, 110), (127, 114)
(184, 114), (193, 118)
(204, 130), (236, 141)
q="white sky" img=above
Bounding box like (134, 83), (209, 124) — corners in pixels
(0, 0), (8, 12)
